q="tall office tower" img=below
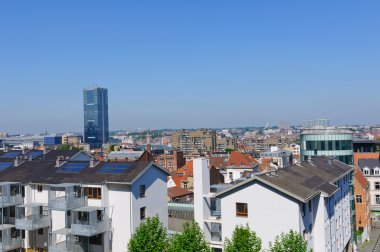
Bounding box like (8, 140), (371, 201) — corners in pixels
(83, 87), (109, 149)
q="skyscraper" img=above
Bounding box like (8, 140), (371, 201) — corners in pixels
(83, 87), (109, 149)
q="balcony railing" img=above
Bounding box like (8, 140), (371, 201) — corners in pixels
(49, 184), (86, 211)
(70, 207), (109, 237)
(0, 182), (23, 208)
(15, 204), (50, 230)
(0, 224), (22, 252)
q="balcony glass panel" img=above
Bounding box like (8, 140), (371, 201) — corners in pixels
(0, 225), (22, 251)
(0, 182), (23, 208)
(49, 184), (86, 211)
(15, 204), (50, 230)
(70, 207), (108, 237)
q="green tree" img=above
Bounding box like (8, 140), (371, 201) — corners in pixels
(269, 230), (308, 252)
(169, 221), (210, 252)
(127, 216), (168, 252)
(224, 225), (261, 252)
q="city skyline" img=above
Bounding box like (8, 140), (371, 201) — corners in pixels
(1, 1), (379, 133)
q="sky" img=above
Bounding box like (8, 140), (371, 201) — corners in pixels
(0, 1), (379, 134)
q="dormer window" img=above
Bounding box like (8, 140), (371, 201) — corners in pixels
(374, 168), (380, 176)
(363, 168), (370, 176)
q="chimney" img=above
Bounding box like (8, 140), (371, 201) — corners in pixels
(56, 156), (63, 167)
(193, 158), (211, 240)
(90, 157), (96, 168)
(14, 156), (20, 166)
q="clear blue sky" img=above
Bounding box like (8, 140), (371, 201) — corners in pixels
(0, 1), (379, 134)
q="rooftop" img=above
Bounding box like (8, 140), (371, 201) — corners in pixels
(213, 156), (353, 202)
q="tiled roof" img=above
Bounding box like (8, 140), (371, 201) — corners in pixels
(171, 160), (194, 187)
(355, 168), (369, 189)
(354, 153), (379, 167)
(214, 156), (353, 202)
(0, 150), (169, 184)
(209, 152), (257, 169)
(168, 187), (193, 199)
(359, 159), (380, 170)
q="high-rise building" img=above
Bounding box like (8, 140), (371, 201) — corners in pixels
(300, 127), (353, 165)
(83, 87), (109, 149)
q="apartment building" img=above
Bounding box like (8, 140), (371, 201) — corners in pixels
(172, 129), (217, 156)
(216, 137), (237, 151)
(194, 156), (353, 251)
(243, 135), (293, 152)
(359, 158), (380, 217)
(209, 151), (259, 183)
(0, 149), (169, 252)
(353, 168), (371, 242)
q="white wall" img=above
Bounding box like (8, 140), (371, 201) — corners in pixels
(108, 183), (131, 252)
(131, 165), (168, 231)
(220, 181), (300, 249)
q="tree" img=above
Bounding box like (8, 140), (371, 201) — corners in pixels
(127, 216), (168, 252)
(169, 221), (210, 252)
(224, 225), (261, 252)
(269, 230), (308, 252)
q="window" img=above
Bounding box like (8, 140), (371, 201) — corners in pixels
(375, 169), (380, 176)
(301, 203), (305, 217)
(376, 195), (380, 205)
(308, 201), (312, 212)
(356, 195), (363, 204)
(89, 233), (103, 245)
(37, 185), (43, 192)
(10, 206), (15, 218)
(140, 207), (146, 220)
(303, 230), (306, 241)
(139, 185), (146, 198)
(363, 168), (370, 176)
(375, 182), (380, 190)
(38, 228), (43, 235)
(309, 224), (313, 239)
(86, 187), (101, 200)
(168, 162), (173, 168)
(236, 203), (248, 217)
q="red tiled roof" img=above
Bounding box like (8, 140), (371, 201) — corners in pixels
(171, 160), (193, 187)
(355, 167), (369, 189)
(225, 151), (257, 167)
(167, 187), (193, 199)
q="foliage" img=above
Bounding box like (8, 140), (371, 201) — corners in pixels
(110, 145), (115, 151)
(225, 148), (234, 153)
(169, 221), (211, 252)
(57, 144), (82, 150)
(269, 230), (308, 252)
(224, 225), (261, 252)
(128, 216), (169, 252)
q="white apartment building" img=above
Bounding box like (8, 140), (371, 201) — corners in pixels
(359, 158), (380, 215)
(0, 149), (169, 252)
(194, 156), (353, 252)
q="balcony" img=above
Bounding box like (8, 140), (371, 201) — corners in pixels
(49, 228), (70, 252)
(15, 204), (50, 230)
(0, 182), (23, 208)
(70, 206), (109, 237)
(0, 224), (22, 252)
(49, 184), (86, 211)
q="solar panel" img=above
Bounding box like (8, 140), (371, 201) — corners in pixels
(0, 162), (13, 170)
(61, 163), (88, 173)
(1, 151), (22, 158)
(27, 150), (43, 158)
(97, 163), (130, 173)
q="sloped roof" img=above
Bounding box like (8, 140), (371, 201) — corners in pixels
(359, 159), (380, 170)
(355, 168), (369, 189)
(168, 187), (193, 199)
(213, 156), (353, 202)
(0, 150), (169, 184)
(171, 160), (193, 187)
